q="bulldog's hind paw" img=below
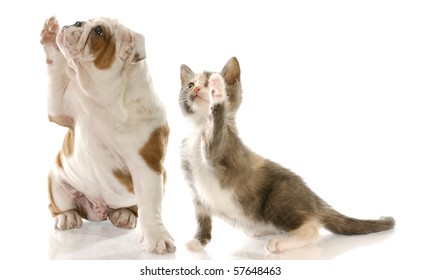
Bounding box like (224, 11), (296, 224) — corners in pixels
(40, 16), (59, 47)
(108, 208), (137, 229)
(55, 210), (83, 230)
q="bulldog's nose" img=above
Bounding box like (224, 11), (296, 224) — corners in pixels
(63, 21), (83, 30)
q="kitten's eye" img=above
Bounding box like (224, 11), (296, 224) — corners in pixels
(94, 26), (104, 37)
(74, 21), (83, 27)
(188, 82), (194, 89)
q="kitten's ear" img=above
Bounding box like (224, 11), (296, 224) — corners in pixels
(180, 64), (194, 85)
(221, 57), (240, 85)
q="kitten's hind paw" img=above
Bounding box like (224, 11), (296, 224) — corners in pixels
(265, 238), (284, 254)
(186, 238), (205, 251)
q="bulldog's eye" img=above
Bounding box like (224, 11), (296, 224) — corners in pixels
(94, 26), (104, 37)
(74, 21), (83, 27)
(188, 82), (194, 89)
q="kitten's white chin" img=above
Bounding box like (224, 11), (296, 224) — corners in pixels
(193, 95), (210, 105)
(188, 102), (212, 125)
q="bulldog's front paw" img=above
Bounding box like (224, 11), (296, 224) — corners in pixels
(108, 208), (137, 229)
(40, 16), (59, 47)
(143, 228), (176, 254)
(41, 16), (61, 63)
(55, 210), (83, 230)
(209, 73), (227, 104)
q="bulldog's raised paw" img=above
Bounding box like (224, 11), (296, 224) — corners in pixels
(108, 208), (137, 229)
(40, 16), (59, 46)
(55, 210), (83, 230)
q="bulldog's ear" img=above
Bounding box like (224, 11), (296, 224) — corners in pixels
(119, 31), (146, 63)
(131, 32), (146, 63)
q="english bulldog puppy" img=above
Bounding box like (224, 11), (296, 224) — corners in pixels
(40, 16), (175, 254)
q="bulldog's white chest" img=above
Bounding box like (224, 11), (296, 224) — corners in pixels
(58, 81), (164, 209)
(61, 124), (136, 207)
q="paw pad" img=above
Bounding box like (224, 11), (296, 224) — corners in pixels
(40, 16), (59, 46)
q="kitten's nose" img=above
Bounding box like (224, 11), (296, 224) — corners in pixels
(194, 87), (201, 94)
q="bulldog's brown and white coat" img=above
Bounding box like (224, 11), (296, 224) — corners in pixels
(40, 16), (175, 254)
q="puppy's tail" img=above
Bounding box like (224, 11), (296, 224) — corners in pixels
(320, 207), (395, 235)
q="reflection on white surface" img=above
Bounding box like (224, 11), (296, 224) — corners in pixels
(48, 219), (395, 260)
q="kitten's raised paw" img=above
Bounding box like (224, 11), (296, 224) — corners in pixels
(209, 73), (227, 104)
(186, 238), (205, 251)
(55, 210), (83, 230)
(108, 208), (137, 229)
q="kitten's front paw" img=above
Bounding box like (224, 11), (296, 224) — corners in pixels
(209, 73), (227, 104)
(186, 238), (205, 251)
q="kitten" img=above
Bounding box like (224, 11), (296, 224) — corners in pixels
(179, 57), (395, 253)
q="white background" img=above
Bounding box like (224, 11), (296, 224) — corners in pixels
(0, 0), (420, 279)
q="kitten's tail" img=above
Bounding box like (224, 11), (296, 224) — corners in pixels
(321, 207), (395, 235)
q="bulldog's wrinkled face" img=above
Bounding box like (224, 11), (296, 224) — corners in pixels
(56, 18), (145, 70)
